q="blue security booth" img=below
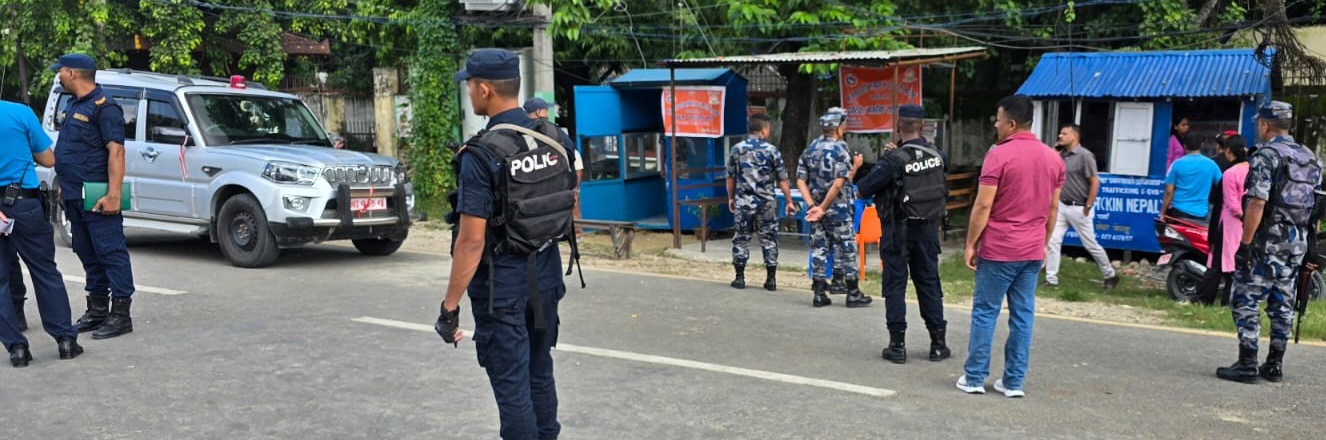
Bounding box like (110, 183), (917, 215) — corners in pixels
(1016, 49), (1273, 253)
(573, 68), (749, 231)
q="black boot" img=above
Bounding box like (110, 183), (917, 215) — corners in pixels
(9, 343), (31, 368)
(763, 266), (777, 291)
(881, 331), (906, 364)
(13, 299), (25, 333)
(91, 298), (133, 340)
(1260, 347), (1285, 383)
(829, 274), (848, 294)
(929, 329), (952, 362)
(730, 264), (746, 289)
(812, 280), (832, 308)
(845, 279), (873, 308)
(76, 295), (110, 333)
(57, 337), (83, 360)
(1216, 346), (1260, 384)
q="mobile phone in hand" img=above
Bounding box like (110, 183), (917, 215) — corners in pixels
(0, 218), (14, 235)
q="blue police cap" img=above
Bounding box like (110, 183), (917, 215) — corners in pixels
(48, 53), (97, 72)
(454, 48), (521, 82)
(899, 104), (924, 119)
(524, 98), (550, 113)
(1257, 101), (1293, 122)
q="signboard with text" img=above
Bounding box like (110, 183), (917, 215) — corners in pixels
(1063, 174), (1164, 253)
(661, 86), (726, 138)
(840, 65), (923, 133)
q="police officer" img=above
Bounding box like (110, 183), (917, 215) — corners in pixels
(856, 104), (950, 364)
(0, 99), (83, 367)
(726, 114), (796, 291)
(1218, 101), (1321, 384)
(436, 48), (575, 440)
(799, 108), (871, 308)
(50, 53), (136, 340)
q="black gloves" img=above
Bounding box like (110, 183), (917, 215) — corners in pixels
(1235, 243), (1255, 271)
(435, 305), (461, 347)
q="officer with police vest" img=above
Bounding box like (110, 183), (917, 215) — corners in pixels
(857, 104), (950, 364)
(50, 53), (136, 340)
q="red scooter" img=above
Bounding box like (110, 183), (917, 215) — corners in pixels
(1154, 215), (1324, 302)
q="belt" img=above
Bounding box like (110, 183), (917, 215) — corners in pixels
(1062, 200), (1087, 207)
(14, 188), (41, 199)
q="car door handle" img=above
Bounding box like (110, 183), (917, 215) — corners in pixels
(141, 147), (160, 162)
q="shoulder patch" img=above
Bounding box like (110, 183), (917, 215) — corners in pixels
(72, 113), (90, 122)
(95, 97), (107, 106)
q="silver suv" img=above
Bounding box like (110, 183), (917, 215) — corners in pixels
(41, 70), (413, 267)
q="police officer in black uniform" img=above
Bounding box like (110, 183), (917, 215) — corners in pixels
(435, 48), (576, 440)
(50, 54), (136, 340)
(857, 104), (950, 364)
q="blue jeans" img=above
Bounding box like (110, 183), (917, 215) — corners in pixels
(963, 258), (1040, 390)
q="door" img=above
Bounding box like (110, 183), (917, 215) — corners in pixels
(133, 99), (194, 217)
(1110, 102), (1154, 177)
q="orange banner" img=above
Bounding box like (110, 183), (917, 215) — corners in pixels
(662, 86), (726, 138)
(840, 65), (923, 133)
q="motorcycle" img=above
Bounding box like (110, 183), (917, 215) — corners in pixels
(1154, 215), (1324, 302)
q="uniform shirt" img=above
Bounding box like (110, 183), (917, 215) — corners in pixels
(1246, 135), (1321, 225)
(1059, 145), (1099, 205)
(978, 132), (1066, 262)
(856, 137), (947, 240)
(54, 86), (125, 200)
(1164, 153), (1222, 218)
(0, 101), (52, 189)
(797, 136), (852, 222)
(456, 108), (576, 298)
(725, 137), (787, 210)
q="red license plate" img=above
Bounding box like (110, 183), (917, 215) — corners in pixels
(1157, 253), (1173, 266)
(351, 197), (387, 212)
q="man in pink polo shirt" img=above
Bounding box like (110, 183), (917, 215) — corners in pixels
(956, 95), (1065, 398)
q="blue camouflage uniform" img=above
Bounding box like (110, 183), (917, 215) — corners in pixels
(726, 137), (787, 268)
(798, 135), (857, 281)
(1231, 134), (1319, 351)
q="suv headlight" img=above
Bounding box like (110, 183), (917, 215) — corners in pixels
(263, 161), (320, 185)
(393, 163), (408, 185)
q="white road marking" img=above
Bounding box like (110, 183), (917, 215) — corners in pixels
(60, 274), (188, 295)
(352, 316), (896, 398)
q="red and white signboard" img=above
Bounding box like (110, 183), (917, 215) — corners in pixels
(840, 65), (923, 133)
(661, 86), (726, 138)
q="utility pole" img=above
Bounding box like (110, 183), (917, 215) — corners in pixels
(531, 3), (555, 105)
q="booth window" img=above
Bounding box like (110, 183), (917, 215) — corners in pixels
(624, 133), (660, 176)
(582, 135), (622, 181)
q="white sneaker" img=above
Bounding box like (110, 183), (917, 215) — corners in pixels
(956, 375), (986, 394)
(993, 379), (1025, 398)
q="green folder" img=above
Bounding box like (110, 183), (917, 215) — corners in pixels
(81, 182), (133, 212)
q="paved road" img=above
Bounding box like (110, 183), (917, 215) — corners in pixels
(2, 232), (1324, 440)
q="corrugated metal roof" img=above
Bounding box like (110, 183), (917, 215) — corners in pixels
(610, 68), (740, 88)
(1017, 49), (1273, 99)
(663, 47), (987, 67)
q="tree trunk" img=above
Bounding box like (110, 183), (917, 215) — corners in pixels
(777, 63), (814, 175)
(1194, 0), (1225, 27)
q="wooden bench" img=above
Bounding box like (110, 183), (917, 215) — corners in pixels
(944, 171), (980, 240)
(577, 219), (638, 259)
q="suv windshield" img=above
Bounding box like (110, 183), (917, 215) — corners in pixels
(185, 94), (330, 147)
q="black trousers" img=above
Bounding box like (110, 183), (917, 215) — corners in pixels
(880, 220), (947, 333)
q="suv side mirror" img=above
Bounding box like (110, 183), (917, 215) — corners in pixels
(152, 127), (194, 146)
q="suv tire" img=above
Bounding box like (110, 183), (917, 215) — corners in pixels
(353, 235), (406, 256)
(217, 193), (280, 268)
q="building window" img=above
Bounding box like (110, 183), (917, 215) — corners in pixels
(582, 135), (622, 181)
(624, 133), (660, 176)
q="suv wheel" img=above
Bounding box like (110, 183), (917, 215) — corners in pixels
(352, 234), (406, 256)
(217, 194), (280, 268)
(49, 176), (73, 247)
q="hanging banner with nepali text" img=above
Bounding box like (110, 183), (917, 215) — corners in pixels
(840, 65), (923, 133)
(661, 86), (726, 138)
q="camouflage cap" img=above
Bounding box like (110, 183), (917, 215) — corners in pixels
(1257, 101), (1293, 122)
(820, 107), (849, 128)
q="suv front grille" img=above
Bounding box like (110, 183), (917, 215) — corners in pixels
(323, 165), (394, 186)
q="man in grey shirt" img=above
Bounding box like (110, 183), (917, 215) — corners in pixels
(1044, 124), (1120, 289)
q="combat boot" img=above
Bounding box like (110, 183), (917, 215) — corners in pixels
(13, 299), (26, 332)
(812, 280), (832, 308)
(730, 264), (746, 289)
(1259, 347), (1285, 383)
(881, 331), (906, 364)
(1216, 346), (1260, 384)
(763, 266), (777, 291)
(828, 274), (848, 294)
(845, 279), (873, 308)
(75, 295), (110, 333)
(929, 329), (952, 362)
(91, 298), (133, 340)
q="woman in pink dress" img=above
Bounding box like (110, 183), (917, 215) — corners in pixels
(1207, 134), (1249, 305)
(1166, 117), (1191, 171)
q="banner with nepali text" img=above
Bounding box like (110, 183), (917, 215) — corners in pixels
(661, 86), (726, 138)
(840, 65), (923, 133)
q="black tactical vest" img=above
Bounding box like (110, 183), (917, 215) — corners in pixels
(889, 142), (947, 222)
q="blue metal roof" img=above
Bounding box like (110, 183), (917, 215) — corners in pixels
(610, 68), (742, 88)
(1017, 49), (1272, 99)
